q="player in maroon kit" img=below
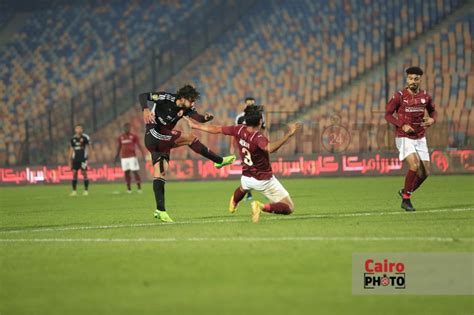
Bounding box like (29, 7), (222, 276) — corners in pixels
(186, 105), (300, 223)
(115, 123), (146, 193)
(385, 66), (437, 211)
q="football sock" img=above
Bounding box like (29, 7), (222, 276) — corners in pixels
(233, 187), (246, 205)
(125, 171), (131, 190)
(153, 178), (166, 211)
(72, 179), (78, 191)
(84, 179), (89, 191)
(247, 191), (253, 198)
(403, 170), (417, 198)
(189, 139), (223, 164)
(134, 172), (141, 189)
(412, 174), (427, 192)
(263, 202), (292, 215)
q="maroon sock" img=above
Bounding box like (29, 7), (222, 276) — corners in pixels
(403, 170), (417, 198)
(125, 171), (131, 190)
(263, 202), (292, 215)
(134, 172), (141, 189)
(188, 139), (223, 164)
(412, 175), (427, 192)
(233, 187), (246, 205)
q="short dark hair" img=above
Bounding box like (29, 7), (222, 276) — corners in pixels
(176, 84), (200, 102)
(243, 105), (264, 127)
(75, 123), (83, 128)
(244, 97), (255, 103)
(406, 66), (423, 76)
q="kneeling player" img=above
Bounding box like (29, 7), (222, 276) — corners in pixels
(186, 105), (300, 223)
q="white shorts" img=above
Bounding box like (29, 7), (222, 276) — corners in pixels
(240, 175), (290, 203)
(395, 137), (430, 161)
(121, 157), (140, 171)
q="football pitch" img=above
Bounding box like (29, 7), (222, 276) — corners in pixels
(1, 176), (473, 315)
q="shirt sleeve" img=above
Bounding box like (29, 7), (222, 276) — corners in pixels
(222, 126), (236, 136)
(426, 95), (438, 122)
(70, 138), (74, 147)
(255, 134), (269, 150)
(385, 92), (404, 127)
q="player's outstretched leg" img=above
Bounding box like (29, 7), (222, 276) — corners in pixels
(229, 186), (247, 213)
(251, 197), (294, 223)
(152, 157), (173, 223)
(176, 133), (236, 168)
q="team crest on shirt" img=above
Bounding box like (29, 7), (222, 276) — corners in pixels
(421, 98), (426, 104)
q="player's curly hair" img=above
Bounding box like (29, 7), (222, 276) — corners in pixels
(243, 105), (264, 127)
(176, 84), (200, 102)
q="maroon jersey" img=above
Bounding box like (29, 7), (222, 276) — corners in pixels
(222, 125), (272, 180)
(385, 88), (437, 139)
(118, 132), (142, 158)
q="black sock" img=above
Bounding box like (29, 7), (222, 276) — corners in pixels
(72, 179), (78, 190)
(189, 139), (223, 164)
(247, 191), (253, 198)
(84, 179), (89, 191)
(153, 178), (166, 211)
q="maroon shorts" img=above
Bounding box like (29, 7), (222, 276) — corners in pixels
(145, 128), (181, 164)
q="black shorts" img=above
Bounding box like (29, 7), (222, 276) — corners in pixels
(144, 128), (181, 165)
(72, 159), (88, 171)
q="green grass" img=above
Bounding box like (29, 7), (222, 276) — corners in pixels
(1, 176), (473, 315)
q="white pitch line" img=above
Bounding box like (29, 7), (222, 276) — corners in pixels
(0, 207), (473, 235)
(0, 236), (472, 243)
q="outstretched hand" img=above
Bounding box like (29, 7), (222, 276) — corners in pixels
(287, 122), (301, 136)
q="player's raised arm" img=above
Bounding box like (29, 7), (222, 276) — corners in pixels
(266, 122), (300, 153)
(187, 106), (214, 123)
(184, 117), (223, 134)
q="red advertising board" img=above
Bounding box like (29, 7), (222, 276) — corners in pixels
(1, 150), (472, 185)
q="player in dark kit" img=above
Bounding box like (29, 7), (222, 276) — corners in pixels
(69, 124), (91, 196)
(139, 84), (236, 222)
(186, 105), (300, 223)
(385, 66), (437, 211)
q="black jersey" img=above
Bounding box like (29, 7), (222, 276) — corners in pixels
(139, 91), (210, 133)
(70, 134), (90, 161)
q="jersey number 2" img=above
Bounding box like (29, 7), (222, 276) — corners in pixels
(241, 148), (253, 166)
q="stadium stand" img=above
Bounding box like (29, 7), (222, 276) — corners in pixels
(0, 0), (471, 165)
